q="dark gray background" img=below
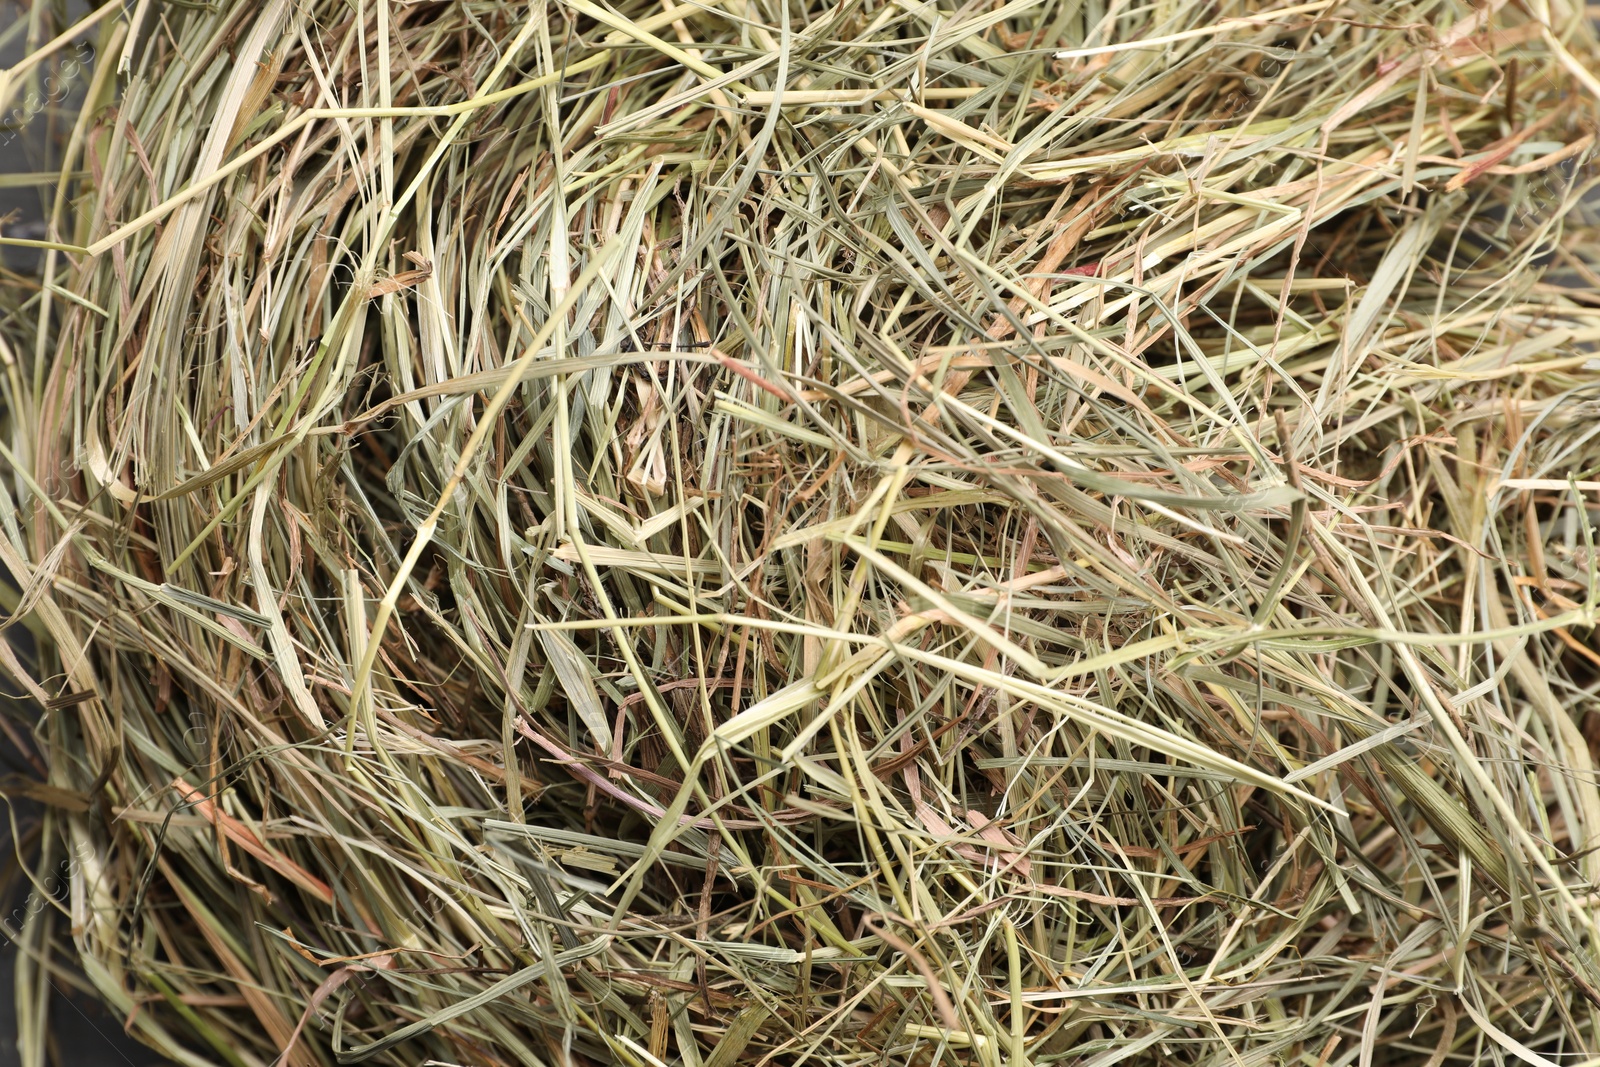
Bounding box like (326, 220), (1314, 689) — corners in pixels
(1, 3), (169, 1063)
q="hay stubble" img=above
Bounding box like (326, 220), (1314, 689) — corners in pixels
(2, 0), (1600, 1065)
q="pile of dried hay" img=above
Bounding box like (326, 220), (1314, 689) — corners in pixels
(2, 0), (1600, 1064)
